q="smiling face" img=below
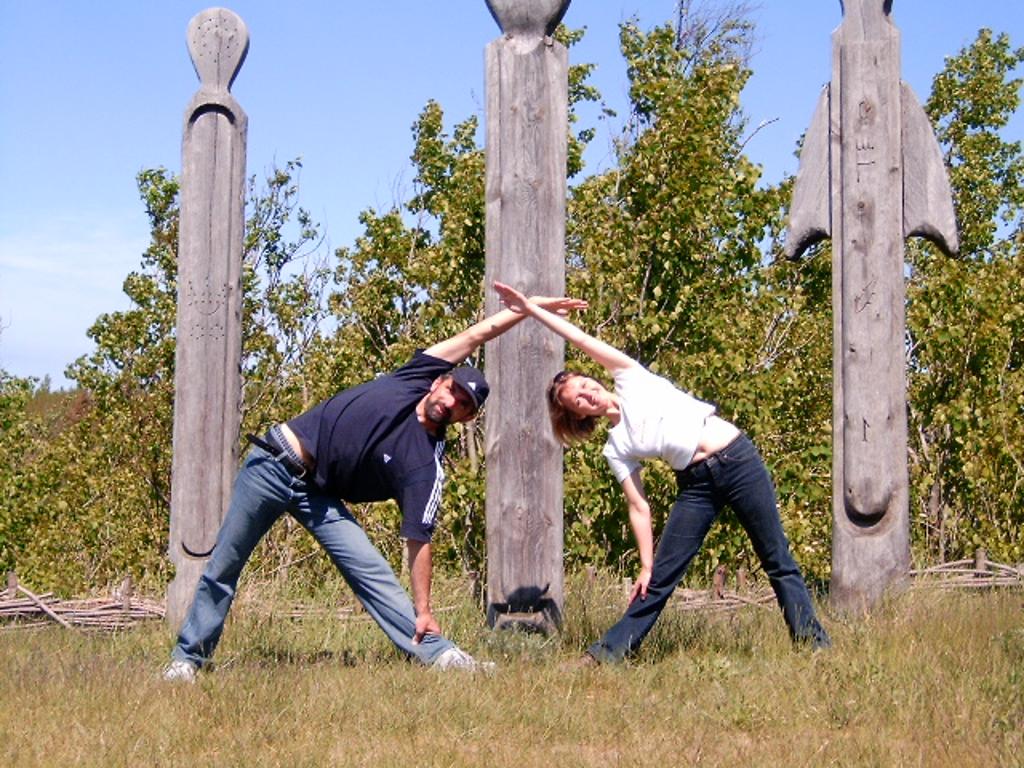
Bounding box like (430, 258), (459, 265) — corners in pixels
(546, 371), (608, 445)
(420, 376), (478, 429)
(554, 374), (612, 418)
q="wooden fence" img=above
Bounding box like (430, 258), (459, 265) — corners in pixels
(1, 573), (163, 631)
(2, 549), (1020, 632)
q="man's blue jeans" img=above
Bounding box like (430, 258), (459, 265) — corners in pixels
(171, 447), (454, 667)
(588, 434), (829, 663)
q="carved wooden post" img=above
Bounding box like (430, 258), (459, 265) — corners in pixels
(973, 547), (988, 577)
(482, 0), (570, 633)
(166, 8), (249, 628)
(785, 0), (957, 612)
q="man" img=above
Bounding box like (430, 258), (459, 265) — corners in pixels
(164, 294), (583, 681)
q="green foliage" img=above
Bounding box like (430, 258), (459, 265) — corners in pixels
(927, 30), (1024, 255)
(0, 372), (36, 572)
(907, 29), (1024, 566)
(0, 162), (329, 592)
(555, 24), (609, 178)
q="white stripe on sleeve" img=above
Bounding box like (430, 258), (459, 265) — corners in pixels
(421, 441), (445, 527)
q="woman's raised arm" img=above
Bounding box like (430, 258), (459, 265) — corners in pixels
(494, 282), (635, 374)
(425, 293), (588, 364)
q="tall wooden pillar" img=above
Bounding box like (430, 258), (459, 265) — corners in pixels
(482, 0), (571, 632)
(785, 0), (957, 612)
(166, 8), (249, 628)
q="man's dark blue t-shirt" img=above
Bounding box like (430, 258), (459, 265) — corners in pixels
(286, 351), (454, 542)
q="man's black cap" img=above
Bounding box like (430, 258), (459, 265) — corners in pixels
(450, 365), (489, 412)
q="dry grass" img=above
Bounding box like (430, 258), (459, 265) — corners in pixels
(1, 577), (1021, 767)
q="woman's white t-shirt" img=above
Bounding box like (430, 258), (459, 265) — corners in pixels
(602, 363), (716, 483)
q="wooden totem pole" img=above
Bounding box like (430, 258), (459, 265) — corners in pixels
(785, 0), (958, 612)
(482, 0), (571, 632)
(166, 8), (249, 628)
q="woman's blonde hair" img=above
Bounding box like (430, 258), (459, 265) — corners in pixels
(547, 370), (598, 446)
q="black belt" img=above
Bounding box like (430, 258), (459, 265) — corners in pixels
(675, 453), (719, 485)
(246, 426), (311, 479)
(675, 434), (743, 486)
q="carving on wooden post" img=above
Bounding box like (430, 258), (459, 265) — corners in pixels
(482, 0), (571, 634)
(166, 8), (249, 628)
(785, 0), (958, 612)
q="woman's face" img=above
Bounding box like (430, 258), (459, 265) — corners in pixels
(557, 375), (611, 417)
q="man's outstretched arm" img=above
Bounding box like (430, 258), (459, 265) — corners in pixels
(407, 539), (440, 644)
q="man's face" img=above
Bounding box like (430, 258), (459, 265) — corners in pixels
(422, 376), (478, 427)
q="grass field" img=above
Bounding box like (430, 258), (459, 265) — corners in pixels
(1, 577), (1020, 767)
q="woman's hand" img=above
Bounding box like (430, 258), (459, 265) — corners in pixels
(494, 279), (631, 373)
(494, 281), (587, 316)
(530, 295), (588, 316)
(494, 281), (532, 314)
(630, 566), (653, 603)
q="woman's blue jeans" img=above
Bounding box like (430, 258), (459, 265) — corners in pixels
(588, 434), (829, 663)
(171, 447), (454, 667)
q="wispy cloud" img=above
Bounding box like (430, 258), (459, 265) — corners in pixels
(0, 211), (150, 385)
(0, 211), (148, 286)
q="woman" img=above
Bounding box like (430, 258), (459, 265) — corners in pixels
(494, 281), (830, 663)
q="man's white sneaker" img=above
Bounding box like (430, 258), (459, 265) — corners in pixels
(162, 659), (198, 683)
(432, 646), (496, 672)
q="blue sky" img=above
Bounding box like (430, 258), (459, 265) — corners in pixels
(1, 1), (1021, 388)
